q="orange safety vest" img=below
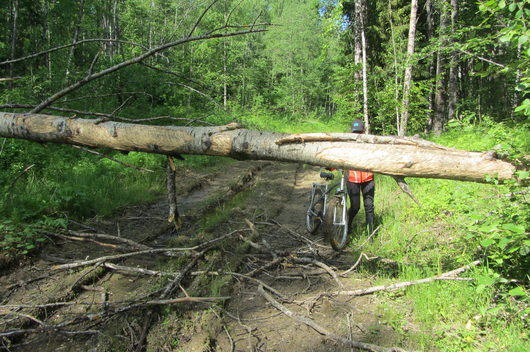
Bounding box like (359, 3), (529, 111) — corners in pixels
(348, 170), (373, 183)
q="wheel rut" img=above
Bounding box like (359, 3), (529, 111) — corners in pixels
(1, 161), (401, 352)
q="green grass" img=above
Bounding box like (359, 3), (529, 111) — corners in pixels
(344, 123), (528, 351)
(200, 189), (252, 232)
(232, 109), (350, 133)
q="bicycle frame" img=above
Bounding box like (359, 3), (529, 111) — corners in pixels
(307, 170), (348, 226)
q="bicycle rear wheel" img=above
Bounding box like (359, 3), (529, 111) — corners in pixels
(324, 196), (349, 251)
(306, 188), (325, 234)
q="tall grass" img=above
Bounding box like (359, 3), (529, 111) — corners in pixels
(345, 122), (528, 351)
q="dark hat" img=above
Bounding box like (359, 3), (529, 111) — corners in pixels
(351, 119), (365, 133)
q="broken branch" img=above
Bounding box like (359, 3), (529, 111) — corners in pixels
(258, 285), (408, 352)
(332, 260), (480, 297)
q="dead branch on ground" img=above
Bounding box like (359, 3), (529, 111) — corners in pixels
(331, 260), (480, 297)
(244, 257), (285, 277)
(63, 230), (152, 250)
(43, 232), (121, 249)
(268, 219), (325, 251)
(102, 262), (178, 277)
(50, 248), (189, 270)
(227, 271), (288, 301)
(340, 252), (378, 277)
(0, 296), (228, 339)
(51, 229), (247, 270)
(258, 285), (408, 352)
(294, 257), (343, 288)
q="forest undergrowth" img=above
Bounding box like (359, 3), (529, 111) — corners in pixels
(0, 117), (528, 351)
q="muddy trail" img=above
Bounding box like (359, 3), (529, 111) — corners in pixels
(1, 161), (404, 352)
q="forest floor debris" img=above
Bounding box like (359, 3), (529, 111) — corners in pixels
(0, 161), (476, 351)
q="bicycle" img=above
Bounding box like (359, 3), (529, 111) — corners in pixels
(306, 169), (349, 251)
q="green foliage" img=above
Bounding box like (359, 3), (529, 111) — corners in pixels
(462, 0), (530, 120)
(0, 140), (166, 254)
(347, 123), (528, 350)
(0, 217), (66, 255)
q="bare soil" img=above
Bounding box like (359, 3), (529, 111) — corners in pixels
(1, 161), (404, 352)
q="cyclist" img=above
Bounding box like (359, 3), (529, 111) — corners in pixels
(347, 119), (375, 236)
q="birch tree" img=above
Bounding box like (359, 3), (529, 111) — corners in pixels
(398, 0), (418, 136)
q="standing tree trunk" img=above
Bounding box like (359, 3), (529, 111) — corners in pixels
(360, 10), (370, 134)
(432, 2), (450, 135)
(109, 0), (120, 57)
(388, 2), (401, 135)
(399, 0), (418, 136)
(447, 0), (459, 122)
(42, 0), (52, 80)
(352, 0), (369, 131)
(65, 0), (85, 84)
(424, 0), (435, 133)
(9, 0), (19, 89)
(511, 43), (522, 120)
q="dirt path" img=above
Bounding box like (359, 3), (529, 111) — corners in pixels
(0, 161), (402, 352)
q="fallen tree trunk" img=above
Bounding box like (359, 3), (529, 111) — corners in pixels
(0, 112), (516, 182)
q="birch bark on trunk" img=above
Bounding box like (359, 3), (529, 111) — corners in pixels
(0, 112), (516, 183)
(399, 0), (418, 136)
(360, 12), (370, 134)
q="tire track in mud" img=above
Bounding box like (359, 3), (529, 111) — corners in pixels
(0, 161), (270, 351)
(1, 161), (403, 352)
(208, 164), (400, 352)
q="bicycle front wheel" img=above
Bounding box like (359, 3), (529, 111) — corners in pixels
(306, 188), (325, 234)
(324, 197), (349, 251)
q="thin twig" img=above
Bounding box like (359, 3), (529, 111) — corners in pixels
(102, 262), (178, 277)
(64, 230), (152, 250)
(294, 257), (343, 288)
(188, 0), (221, 38)
(269, 219), (324, 250)
(43, 232), (121, 249)
(258, 285), (408, 352)
(340, 252), (378, 276)
(458, 49), (506, 68)
(227, 271), (288, 301)
(9, 164), (34, 189)
(0, 39), (150, 66)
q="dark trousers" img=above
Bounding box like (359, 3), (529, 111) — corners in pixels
(347, 180), (375, 233)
